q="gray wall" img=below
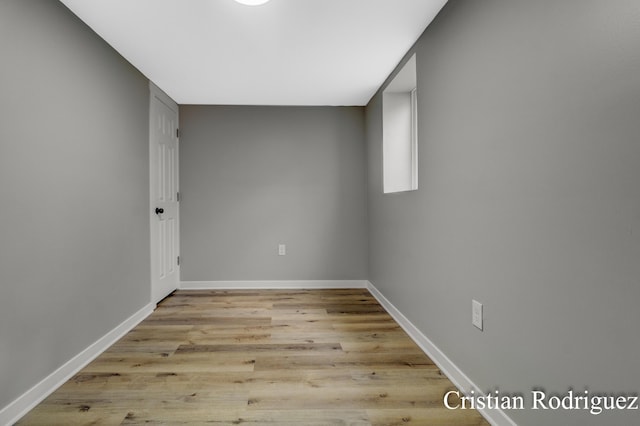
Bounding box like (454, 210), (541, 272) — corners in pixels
(366, 0), (640, 425)
(0, 0), (150, 411)
(180, 106), (367, 281)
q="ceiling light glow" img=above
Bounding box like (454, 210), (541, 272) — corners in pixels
(234, 0), (271, 5)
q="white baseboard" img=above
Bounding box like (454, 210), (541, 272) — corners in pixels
(180, 280), (368, 290)
(0, 303), (154, 426)
(366, 281), (517, 426)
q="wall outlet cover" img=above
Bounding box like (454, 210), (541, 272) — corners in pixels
(472, 299), (483, 330)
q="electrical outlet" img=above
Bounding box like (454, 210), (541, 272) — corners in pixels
(278, 244), (286, 256)
(472, 300), (483, 330)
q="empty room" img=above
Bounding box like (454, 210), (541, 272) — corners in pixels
(1, 0), (639, 425)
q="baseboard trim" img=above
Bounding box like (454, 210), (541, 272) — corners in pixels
(180, 280), (368, 290)
(0, 302), (155, 426)
(365, 281), (517, 426)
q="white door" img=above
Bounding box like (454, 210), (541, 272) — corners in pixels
(149, 83), (179, 304)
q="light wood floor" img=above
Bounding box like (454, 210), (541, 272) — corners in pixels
(19, 289), (488, 425)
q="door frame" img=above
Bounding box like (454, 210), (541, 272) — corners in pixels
(149, 81), (180, 304)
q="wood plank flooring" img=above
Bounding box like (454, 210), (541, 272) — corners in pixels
(18, 289), (489, 425)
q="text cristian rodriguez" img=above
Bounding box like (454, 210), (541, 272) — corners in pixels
(444, 389), (639, 416)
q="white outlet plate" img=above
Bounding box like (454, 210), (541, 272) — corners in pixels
(472, 299), (483, 330)
(278, 244), (286, 256)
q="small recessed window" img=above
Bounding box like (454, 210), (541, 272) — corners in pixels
(383, 54), (418, 194)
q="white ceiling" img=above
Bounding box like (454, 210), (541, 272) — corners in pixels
(59, 0), (447, 106)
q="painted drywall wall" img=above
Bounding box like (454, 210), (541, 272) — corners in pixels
(0, 0), (150, 410)
(366, 0), (640, 425)
(180, 106), (367, 281)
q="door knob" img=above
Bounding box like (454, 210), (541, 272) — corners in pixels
(155, 208), (164, 215)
